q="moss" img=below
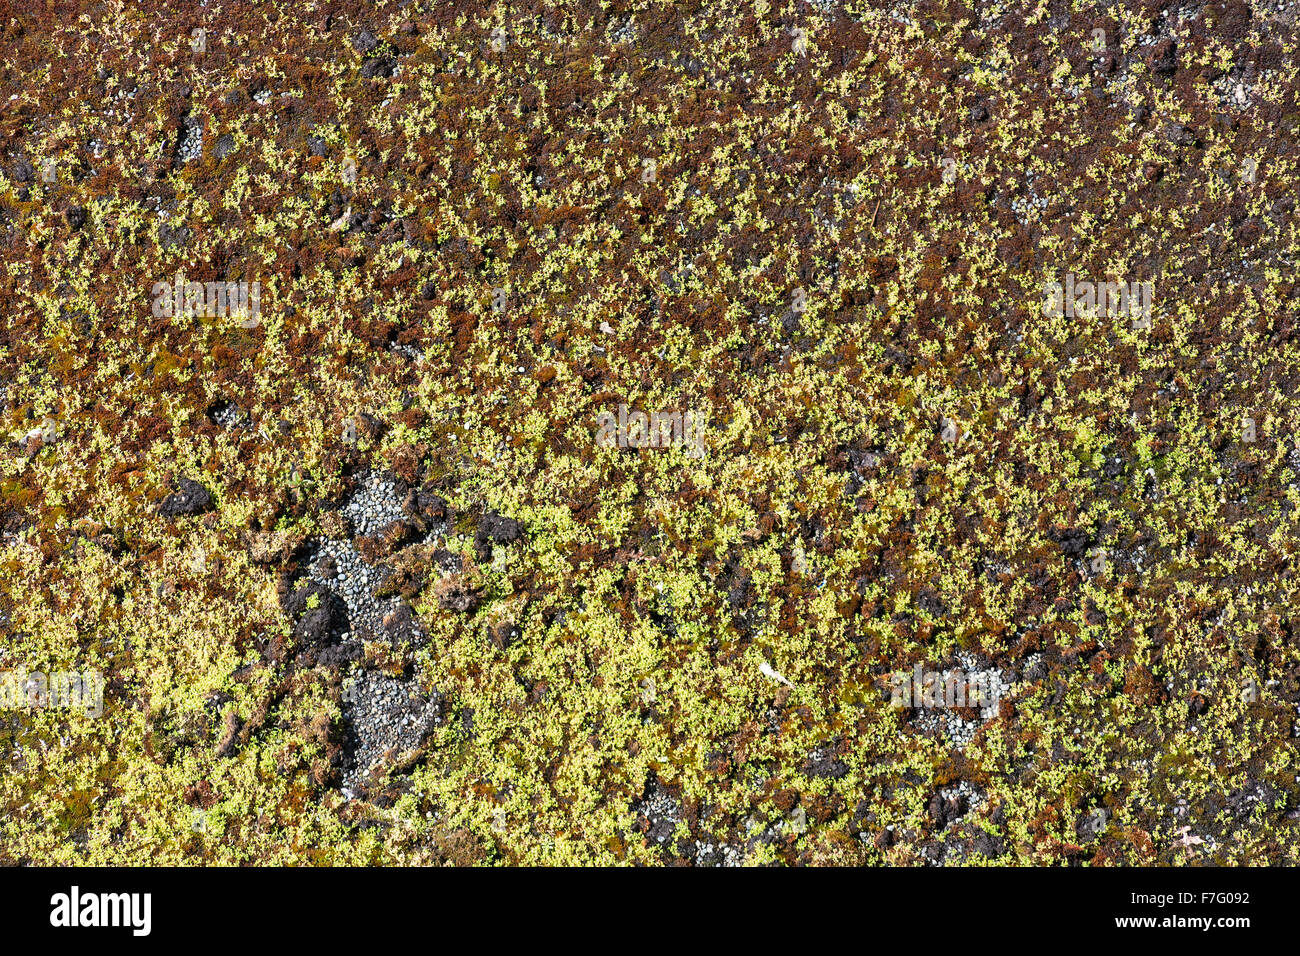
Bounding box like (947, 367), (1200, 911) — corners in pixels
(0, 0), (1298, 866)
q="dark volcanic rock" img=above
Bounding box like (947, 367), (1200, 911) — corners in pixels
(283, 581), (348, 646)
(361, 57), (396, 79)
(475, 510), (524, 559)
(159, 478), (213, 518)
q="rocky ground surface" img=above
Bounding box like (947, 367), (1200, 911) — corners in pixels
(2, 0), (1300, 865)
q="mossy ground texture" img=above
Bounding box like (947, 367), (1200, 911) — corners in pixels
(2, 0), (1300, 865)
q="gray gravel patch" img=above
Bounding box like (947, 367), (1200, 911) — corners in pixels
(340, 670), (443, 798)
